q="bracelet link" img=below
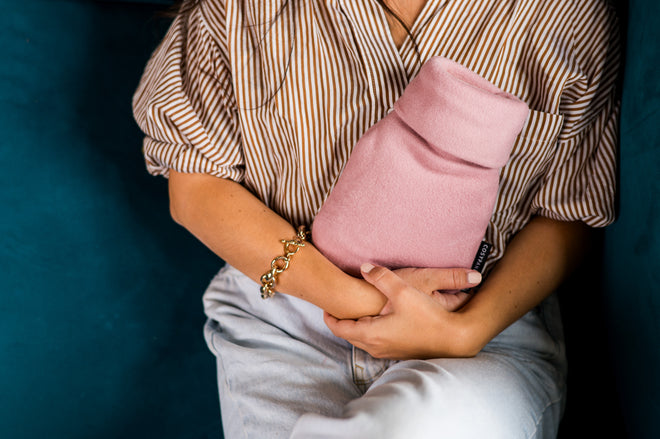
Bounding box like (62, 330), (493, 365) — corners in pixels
(260, 226), (309, 299)
(271, 255), (290, 272)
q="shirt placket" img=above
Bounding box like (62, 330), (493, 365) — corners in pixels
(334, 0), (408, 120)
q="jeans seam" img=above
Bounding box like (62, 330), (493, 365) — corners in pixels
(351, 347), (391, 393)
(526, 395), (563, 439)
(211, 328), (250, 439)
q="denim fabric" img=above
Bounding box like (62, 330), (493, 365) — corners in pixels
(203, 265), (567, 439)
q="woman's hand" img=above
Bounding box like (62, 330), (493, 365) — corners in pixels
(324, 264), (482, 360)
(326, 217), (592, 361)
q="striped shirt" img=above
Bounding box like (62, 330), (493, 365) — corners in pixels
(133, 0), (620, 273)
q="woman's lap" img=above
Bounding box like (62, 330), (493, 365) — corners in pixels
(203, 265), (567, 439)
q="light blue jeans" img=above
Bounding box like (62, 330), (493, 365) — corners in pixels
(203, 265), (567, 439)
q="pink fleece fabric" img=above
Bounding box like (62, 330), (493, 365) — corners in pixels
(311, 57), (530, 277)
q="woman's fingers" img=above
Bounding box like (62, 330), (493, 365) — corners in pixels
(324, 311), (375, 347)
(359, 263), (411, 302)
(373, 265), (482, 295)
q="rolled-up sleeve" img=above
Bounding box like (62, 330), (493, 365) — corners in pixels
(132, 4), (243, 181)
(532, 1), (621, 227)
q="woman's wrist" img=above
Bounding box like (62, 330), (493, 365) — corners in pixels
(448, 306), (488, 357)
(278, 240), (387, 319)
(329, 275), (388, 319)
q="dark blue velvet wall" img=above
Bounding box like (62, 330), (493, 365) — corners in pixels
(0, 1), (222, 438)
(603, 0), (660, 437)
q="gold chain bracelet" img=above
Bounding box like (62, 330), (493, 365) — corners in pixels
(260, 226), (310, 299)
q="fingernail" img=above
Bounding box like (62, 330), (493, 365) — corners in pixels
(467, 272), (482, 285)
(361, 263), (375, 273)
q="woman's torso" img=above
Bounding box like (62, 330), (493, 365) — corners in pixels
(135, 0), (619, 273)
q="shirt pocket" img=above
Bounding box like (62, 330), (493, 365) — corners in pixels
(493, 109), (565, 219)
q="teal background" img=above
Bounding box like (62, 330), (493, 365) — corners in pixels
(602, 0), (660, 438)
(0, 1), (657, 438)
(1, 1), (222, 438)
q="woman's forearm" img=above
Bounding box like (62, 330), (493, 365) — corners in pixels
(457, 216), (592, 355)
(168, 170), (387, 319)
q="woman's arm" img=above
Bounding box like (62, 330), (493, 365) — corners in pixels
(168, 170), (387, 319)
(325, 216), (591, 359)
(457, 216), (591, 354)
(169, 171), (481, 319)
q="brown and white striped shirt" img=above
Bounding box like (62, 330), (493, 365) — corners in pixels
(133, 0), (620, 273)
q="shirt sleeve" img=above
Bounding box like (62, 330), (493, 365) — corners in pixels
(132, 3), (244, 181)
(532, 1), (621, 227)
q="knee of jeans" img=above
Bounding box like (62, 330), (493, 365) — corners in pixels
(364, 359), (558, 439)
(382, 393), (543, 439)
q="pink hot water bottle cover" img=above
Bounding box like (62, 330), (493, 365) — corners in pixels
(311, 57), (529, 277)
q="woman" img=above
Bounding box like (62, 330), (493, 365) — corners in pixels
(133, 0), (620, 437)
